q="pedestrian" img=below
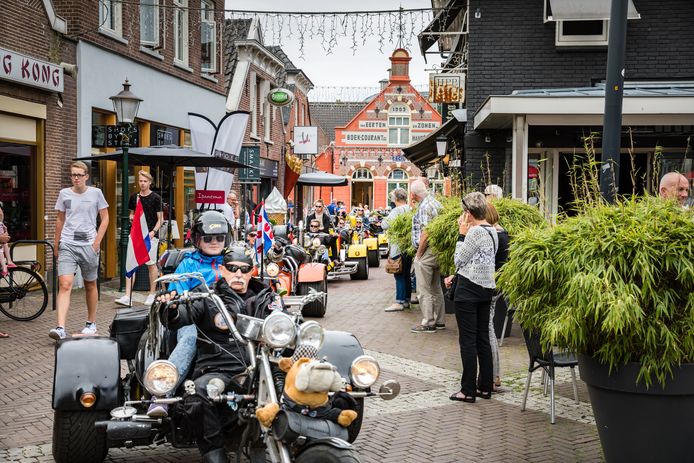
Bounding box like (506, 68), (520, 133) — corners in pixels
(659, 172), (690, 206)
(115, 170), (163, 307)
(484, 184), (503, 199)
(0, 203), (15, 277)
(410, 180), (445, 333)
(445, 192), (498, 402)
(221, 191), (239, 229)
(49, 161), (109, 340)
(381, 188), (412, 312)
(484, 202), (510, 390)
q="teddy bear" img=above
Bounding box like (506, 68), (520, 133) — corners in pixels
(255, 357), (358, 428)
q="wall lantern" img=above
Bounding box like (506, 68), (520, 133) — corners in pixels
(436, 134), (448, 157)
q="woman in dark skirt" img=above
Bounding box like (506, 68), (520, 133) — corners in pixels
(445, 192), (498, 402)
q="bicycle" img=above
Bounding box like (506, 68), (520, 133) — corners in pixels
(0, 261), (49, 321)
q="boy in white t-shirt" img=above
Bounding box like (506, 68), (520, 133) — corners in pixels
(49, 161), (109, 340)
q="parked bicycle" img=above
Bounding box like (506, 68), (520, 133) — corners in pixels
(0, 261), (48, 321)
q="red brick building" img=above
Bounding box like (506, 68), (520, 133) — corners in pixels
(312, 49), (442, 210)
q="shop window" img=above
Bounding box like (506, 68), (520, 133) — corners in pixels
(387, 169), (409, 199)
(0, 143), (36, 241)
(352, 168), (373, 180)
(99, 0), (122, 36)
(140, 0), (159, 47)
(174, 0), (189, 65)
(200, 0), (216, 72)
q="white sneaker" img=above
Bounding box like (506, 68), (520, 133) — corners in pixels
(81, 322), (97, 335)
(144, 294), (156, 306)
(49, 326), (67, 340)
(384, 303), (404, 312)
(115, 295), (132, 307)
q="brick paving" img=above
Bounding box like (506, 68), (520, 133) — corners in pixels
(0, 265), (604, 462)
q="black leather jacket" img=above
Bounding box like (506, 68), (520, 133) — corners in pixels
(163, 278), (278, 378)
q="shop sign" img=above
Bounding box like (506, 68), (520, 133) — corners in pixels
(267, 88), (295, 107)
(341, 131), (387, 145)
(0, 47), (64, 92)
(429, 73), (464, 104)
(358, 120), (387, 129)
(151, 125), (179, 146)
(293, 126), (318, 155)
(91, 125), (140, 148)
(260, 158), (278, 178)
(195, 190), (225, 204)
(238, 146), (261, 183)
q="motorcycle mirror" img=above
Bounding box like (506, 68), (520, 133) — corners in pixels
(110, 405), (138, 419)
(378, 380), (401, 401)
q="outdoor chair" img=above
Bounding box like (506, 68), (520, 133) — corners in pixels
(520, 329), (579, 424)
(498, 305), (515, 346)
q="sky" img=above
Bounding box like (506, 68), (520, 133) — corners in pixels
(224, 0), (438, 101)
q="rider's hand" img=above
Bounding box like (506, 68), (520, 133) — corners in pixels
(156, 290), (178, 305)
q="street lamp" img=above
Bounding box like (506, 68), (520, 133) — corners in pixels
(110, 79), (142, 291)
(436, 134), (448, 158)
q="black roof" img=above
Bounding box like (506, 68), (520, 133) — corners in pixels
(223, 19), (252, 93)
(309, 102), (364, 142)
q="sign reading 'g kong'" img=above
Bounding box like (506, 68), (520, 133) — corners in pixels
(0, 47), (64, 92)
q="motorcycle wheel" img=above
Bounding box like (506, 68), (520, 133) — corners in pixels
(295, 444), (362, 463)
(52, 410), (109, 463)
(367, 249), (380, 268)
(349, 257), (369, 280)
(346, 398), (365, 443)
(297, 273), (328, 318)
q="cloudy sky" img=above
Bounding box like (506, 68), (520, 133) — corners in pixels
(224, 0), (438, 100)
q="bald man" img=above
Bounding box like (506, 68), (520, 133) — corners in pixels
(659, 172), (690, 206)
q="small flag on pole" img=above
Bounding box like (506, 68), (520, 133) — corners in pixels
(125, 196), (151, 278)
(255, 206), (275, 263)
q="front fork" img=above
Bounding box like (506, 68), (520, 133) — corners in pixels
(256, 346), (292, 463)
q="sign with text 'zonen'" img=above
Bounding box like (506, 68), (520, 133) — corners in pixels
(0, 47), (64, 92)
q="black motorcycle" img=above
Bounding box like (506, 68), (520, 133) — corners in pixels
(51, 273), (399, 463)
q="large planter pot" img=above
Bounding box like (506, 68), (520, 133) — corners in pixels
(578, 354), (694, 463)
(492, 294), (512, 339)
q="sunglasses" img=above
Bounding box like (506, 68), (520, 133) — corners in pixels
(70, 173), (86, 178)
(202, 234), (226, 243)
(310, 224), (320, 228)
(224, 263), (253, 274)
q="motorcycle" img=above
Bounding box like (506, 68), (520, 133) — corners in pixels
(51, 273), (400, 463)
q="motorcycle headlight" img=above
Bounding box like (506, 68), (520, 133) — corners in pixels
(143, 360), (179, 396)
(296, 321), (325, 350)
(317, 245), (327, 255)
(262, 311), (296, 348)
(312, 237), (322, 248)
(266, 262), (280, 277)
(350, 355), (380, 389)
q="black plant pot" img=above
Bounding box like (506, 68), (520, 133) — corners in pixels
(578, 354), (694, 463)
(492, 295), (512, 339)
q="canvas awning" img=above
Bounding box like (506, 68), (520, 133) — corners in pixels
(547, 0), (640, 21)
(418, 1), (465, 55)
(402, 109), (467, 166)
(296, 170), (348, 186)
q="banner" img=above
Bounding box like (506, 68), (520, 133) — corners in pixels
(429, 73), (464, 104)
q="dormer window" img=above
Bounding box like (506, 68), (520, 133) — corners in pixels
(388, 103), (410, 146)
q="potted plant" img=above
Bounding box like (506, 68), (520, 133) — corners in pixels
(497, 197), (694, 462)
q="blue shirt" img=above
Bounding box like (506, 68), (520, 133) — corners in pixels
(169, 250), (224, 294)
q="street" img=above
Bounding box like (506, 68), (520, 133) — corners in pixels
(0, 266), (603, 462)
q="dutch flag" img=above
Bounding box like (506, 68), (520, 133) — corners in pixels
(125, 196), (151, 278)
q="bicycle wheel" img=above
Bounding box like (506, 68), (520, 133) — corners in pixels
(0, 267), (48, 321)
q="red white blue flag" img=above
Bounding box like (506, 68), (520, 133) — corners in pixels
(125, 196), (151, 278)
(255, 206), (275, 264)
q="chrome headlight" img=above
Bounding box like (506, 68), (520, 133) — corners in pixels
(350, 355), (380, 389)
(312, 237), (322, 248)
(266, 262), (280, 277)
(296, 321), (325, 350)
(317, 245), (327, 255)
(143, 360), (179, 396)
(262, 311), (296, 348)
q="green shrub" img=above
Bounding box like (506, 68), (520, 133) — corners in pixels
(385, 210), (416, 257)
(493, 197), (548, 237)
(497, 197), (694, 386)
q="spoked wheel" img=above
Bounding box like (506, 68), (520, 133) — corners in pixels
(296, 444), (361, 463)
(0, 266), (48, 321)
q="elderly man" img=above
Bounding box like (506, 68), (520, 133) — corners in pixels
(659, 172), (690, 206)
(410, 180), (445, 333)
(221, 191), (240, 236)
(161, 243), (279, 463)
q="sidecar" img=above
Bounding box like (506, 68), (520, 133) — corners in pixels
(50, 307), (380, 463)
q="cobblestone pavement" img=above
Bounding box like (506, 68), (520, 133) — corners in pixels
(0, 264), (603, 462)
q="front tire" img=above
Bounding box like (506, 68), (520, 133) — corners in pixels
(52, 410), (109, 463)
(367, 249), (380, 268)
(349, 257), (368, 280)
(296, 444), (361, 463)
(297, 274), (328, 318)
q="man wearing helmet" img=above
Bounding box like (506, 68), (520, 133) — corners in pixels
(160, 243), (280, 463)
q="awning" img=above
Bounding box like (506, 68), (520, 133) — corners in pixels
(418, 1), (465, 56)
(296, 170), (348, 186)
(402, 109), (467, 167)
(547, 0), (640, 21)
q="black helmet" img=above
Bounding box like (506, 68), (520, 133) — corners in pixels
(191, 211), (231, 249)
(223, 241), (255, 266)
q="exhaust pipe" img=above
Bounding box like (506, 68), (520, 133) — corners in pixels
(95, 420), (154, 447)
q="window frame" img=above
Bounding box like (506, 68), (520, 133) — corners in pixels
(387, 103), (411, 146)
(352, 168), (373, 181)
(200, 0), (217, 73)
(139, 0), (159, 47)
(555, 19), (608, 47)
(99, 0), (123, 36)
(173, 0), (189, 66)
(387, 169), (409, 198)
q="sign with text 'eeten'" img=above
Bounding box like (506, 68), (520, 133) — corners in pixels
(238, 146), (260, 183)
(0, 47), (64, 92)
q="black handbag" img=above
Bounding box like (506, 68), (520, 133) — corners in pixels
(445, 275), (458, 301)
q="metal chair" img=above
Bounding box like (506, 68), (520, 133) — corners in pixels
(520, 329), (579, 424)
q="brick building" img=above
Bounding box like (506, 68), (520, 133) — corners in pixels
(410, 0), (694, 214)
(311, 49), (442, 211)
